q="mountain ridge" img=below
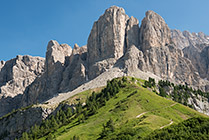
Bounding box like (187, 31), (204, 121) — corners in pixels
(0, 5), (209, 117)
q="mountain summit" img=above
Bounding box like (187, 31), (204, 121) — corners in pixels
(139, 10), (171, 51)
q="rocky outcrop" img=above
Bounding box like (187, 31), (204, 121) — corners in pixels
(139, 10), (171, 52)
(21, 41), (72, 106)
(21, 42), (88, 107)
(0, 55), (45, 117)
(137, 10), (202, 88)
(45, 40), (72, 75)
(87, 6), (141, 79)
(0, 105), (53, 140)
(188, 94), (209, 116)
(87, 6), (129, 79)
(171, 29), (209, 81)
(125, 16), (140, 49)
(171, 29), (209, 50)
(142, 44), (201, 86)
(0, 55), (44, 98)
(183, 45), (209, 80)
(59, 44), (87, 92)
(87, 6), (129, 66)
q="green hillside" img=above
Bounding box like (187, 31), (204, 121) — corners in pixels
(19, 77), (208, 140)
(144, 117), (209, 140)
(29, 77), (205, 140)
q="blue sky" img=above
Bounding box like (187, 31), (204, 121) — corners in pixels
(1, 0), (209, 61)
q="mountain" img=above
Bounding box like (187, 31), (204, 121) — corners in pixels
(20, 6), (209, 108)
(0, 5), (209, 139)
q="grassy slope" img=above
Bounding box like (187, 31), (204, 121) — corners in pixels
(39, 78), (207, 140)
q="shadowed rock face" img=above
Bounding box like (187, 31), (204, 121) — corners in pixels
(183, 45), (209, 80)
(171, 29), (209, 81)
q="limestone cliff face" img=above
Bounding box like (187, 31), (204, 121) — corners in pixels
(45, 40), (72, 75)
(21, 41), (88, 107)
(139, 10), (171, 52)
(20, 6), (209, 108)
(171, 29), (209, 82)
(87, 6), (140, 79)
(0, 55), (44, 117)
(0, 55), (44, 98)
(183, 45), (209, 81)
(171, 29), (209, 50)
(171, 29), (209, 84)
(87, 6), (129, 66)
(137, 10), (201, 88)
(126, 16), (140, 49)
(59, 44), (87, 92)
(21, 41), (71, 106)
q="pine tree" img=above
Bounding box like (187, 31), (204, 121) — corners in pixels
(21, 132), (29, 140)
(76, 102), (82, 115)
(31, 124), (40, 139)
(62, 112), (67, 124)
(159, 87), (167, 97)
(106, 92), (110, 101)
(46, 133), (53, 140)
(51, 115), (58, 130)
(55, 110), (60, 121)
(66, 107), (72, 118)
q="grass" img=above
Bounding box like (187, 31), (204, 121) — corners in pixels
(61, 87), (104, 105)
(38, 78), (207, 140)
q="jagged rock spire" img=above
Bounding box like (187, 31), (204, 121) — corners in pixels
(45, 40), (72, 74)
(139, 10), (171, 52)
(87, 6), (129, 66)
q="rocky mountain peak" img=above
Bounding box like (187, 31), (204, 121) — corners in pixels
(105, 5), (126, 15)
(45, 40), (72, 75)
(72, 44), (87, 55)
(87, 6), (129, 66)
(74, 43), (79, 49)
(139, 10), (171, 52)
(0, 55), (44, 87)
